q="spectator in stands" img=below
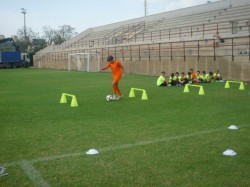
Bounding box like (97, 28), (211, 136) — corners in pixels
(213, 31), (224, 47)
(156, 71), (169, 86)
(240, 49), (249, 55)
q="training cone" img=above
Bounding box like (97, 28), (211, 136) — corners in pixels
(239, 82), (245, 90)
(70, 96), (78, 107)
(198, 86), (205, 95)
(223, 149), (237, 156)
(129, 88), (135, 97)
(183, 84), (189, 93)
(141, 90), (148, 100)
(224, 81), (230, 88)
(86, 149), (99, 155)
(60, 93), (67, 103)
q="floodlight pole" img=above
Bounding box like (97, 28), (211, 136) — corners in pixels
(21, 8), (27, 42)
(144, 0), (148, 17)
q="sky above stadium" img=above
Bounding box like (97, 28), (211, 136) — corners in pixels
(0, 0), (220, 38)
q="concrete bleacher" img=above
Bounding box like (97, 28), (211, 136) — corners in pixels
(34, 0), (250, 80)
(36, 0), (250, 53)
(141, 3), (250, 41)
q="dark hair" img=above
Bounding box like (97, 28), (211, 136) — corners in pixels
(107, 55), (114, 61)
(161, 71), (165, 74)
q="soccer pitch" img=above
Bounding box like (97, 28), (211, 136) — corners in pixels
(0, 69), (249, 186)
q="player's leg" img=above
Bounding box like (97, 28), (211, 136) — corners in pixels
(113, 76), (122, 96)
(112, 81), (117, 97)
(116, 83), (122, 96)
(113, 77), (122, 99)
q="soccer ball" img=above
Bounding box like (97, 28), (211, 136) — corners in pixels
(106, 95), (113, 101)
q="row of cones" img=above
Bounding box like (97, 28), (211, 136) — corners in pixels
(59, 81), (246, 106)
(59, 88), (149, 107)
(184, 81), (246, 95)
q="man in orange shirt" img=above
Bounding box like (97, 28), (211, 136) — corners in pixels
(98, 55), (125, 100)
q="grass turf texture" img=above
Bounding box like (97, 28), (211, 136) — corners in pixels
(0, 69), (249, 187)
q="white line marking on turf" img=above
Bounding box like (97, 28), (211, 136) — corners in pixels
(20, 160), (50, 187)
(99, 128), (226, 152)
(4, 127), (227, 167)
(3, 126), (249, 186)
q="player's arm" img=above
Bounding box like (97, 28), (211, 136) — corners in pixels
(98, 64), (109, 72)
(121, 66), (125, 76)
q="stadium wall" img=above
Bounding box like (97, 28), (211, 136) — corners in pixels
(34, 51), (250, 81)
(33, 0), (250, 81)
(111, 56), (250, 81)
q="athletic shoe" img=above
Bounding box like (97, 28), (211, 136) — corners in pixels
(112, 95), (117, 100)
(115, 95), (123, 100)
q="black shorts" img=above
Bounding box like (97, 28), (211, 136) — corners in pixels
(159, 82), (167, 86)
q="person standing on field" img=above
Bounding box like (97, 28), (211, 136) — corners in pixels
(98, 55), (125, 100)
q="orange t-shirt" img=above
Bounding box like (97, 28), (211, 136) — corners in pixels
(191, 72), (197, 80)
(105, 60), (123, 80)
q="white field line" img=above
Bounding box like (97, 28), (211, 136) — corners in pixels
(4, 127), (228, 167)
(20, 160), (50, 187)
(2, 126), (247, 186)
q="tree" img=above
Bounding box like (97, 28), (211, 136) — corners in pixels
(16, 27), (39, 52)
(14, 24), (77, 53)
(30, 38), (47, 52)
(17, 27), (39, 43)
(57, 25), (77, 42)
(42, 26), (56, 45)
(42, 25), (78, 45)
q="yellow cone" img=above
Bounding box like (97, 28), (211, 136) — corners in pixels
(70, 96), (78, 107)
(129, 88), (135, 97)
(225, 81), (230, 88)
(142, 91), (148, 100)
(184, 84), (189, 93)
(60, 93), (67, 103)
(239, 82), (245, 90)
(198, 86), (205, 95)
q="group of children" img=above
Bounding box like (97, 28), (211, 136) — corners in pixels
(157, 69), (224, 87)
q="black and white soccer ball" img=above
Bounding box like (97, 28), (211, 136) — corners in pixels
(106, 95), (113, 101)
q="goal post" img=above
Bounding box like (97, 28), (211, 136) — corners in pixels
(67, 53), (100, 72)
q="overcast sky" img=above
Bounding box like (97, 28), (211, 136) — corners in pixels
(0, 0), (219, 38)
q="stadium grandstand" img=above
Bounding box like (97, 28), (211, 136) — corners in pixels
(33, 0), (250, 81)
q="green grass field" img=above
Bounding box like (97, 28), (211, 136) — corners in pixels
(0, 69), (249, 187)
